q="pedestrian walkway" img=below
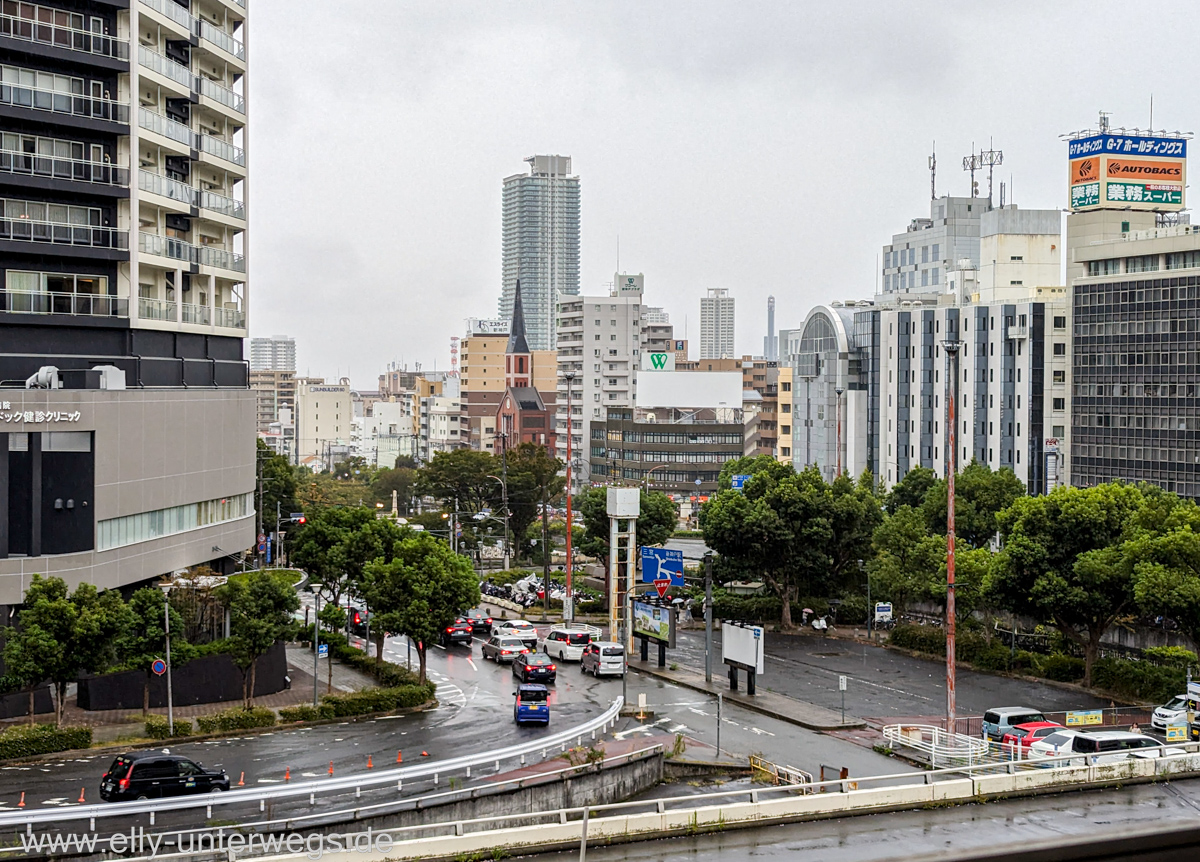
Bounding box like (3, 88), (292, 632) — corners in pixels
(285, 645), (376, 693)
(628, 659), (865, 731)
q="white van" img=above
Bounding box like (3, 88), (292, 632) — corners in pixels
(543, 625), (601, 662)
(581, 642), (626, 677)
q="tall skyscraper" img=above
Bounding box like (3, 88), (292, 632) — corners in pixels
(763, 295), (777, 360)
(250, 336), (296, 372)
(0, 1), (252, 605)
(499, 155), (580, 351)
(700, 288), (735, 359)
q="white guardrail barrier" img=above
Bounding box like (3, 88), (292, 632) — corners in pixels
(0, 697), (624, 830)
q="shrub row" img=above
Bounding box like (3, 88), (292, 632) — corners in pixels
(195, 706), (276, 733)
(302, 628), (425, 689)
(321, 684), (436, 718)
(0, 724), (92, 760)
(1092, 658), (1186, 703)
(144, 714), (193, 739)
(278, 703), (335, 722)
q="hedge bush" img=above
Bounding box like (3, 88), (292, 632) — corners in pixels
(195, 706), (276, 734)
(145, 715), (193, 739)
(0, 724), (92, 760)
(1091, 658), (1186, 703)
(278, 703), (336, 722)
(1040, 654), (1086, 683)
(1142, 646), (1198, 669)
(300, 628), (425, 688)
(320, 684), (436, 718)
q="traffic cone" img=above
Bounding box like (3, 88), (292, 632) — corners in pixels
(396, 750), (402, 763)
(367, 755), (373, 769)
(17, 792), (25, 808)
(328, 761), (334, 776)
(421, 751), (429, 757)
(237, 772), (245, 786)
(77, 787), (86, 803)
(284, 768), (290, 782)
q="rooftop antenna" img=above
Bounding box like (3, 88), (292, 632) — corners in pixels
(999, 181), (1006, 208)
(979, 139), (1004, 208)
(1149, 94), (1154, 131)
(962, 143), (981, 198)
(929, 142), (937, 200)
(1099, 110), (1111, 133)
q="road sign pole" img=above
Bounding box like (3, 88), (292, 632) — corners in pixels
(704, 551), (714, 684)
(163, 589), (173, 736)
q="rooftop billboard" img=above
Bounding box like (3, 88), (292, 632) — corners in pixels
(1067, 133), (1187, 213)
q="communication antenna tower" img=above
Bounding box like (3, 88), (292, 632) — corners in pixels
(962, 144), (981, 198)
(979, 140), (1004, 206)
(1098, 111), (1110, 133)
(929, 142), (937, 200)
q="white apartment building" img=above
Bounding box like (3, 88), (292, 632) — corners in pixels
(250, 335), (296, 372)
(419, 395), (462, 460)
(294, 379), (353, 467)
(700, 288), (735, 358)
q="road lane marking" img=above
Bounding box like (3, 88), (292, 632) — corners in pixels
(467, 658), (478, 671)
(750, 727), (775, 736)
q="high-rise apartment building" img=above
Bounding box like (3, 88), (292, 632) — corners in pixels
(0, 0), (252, 605)
(499, 155), (580, 351)
(250, 335), (295, 372)
(700, 288), (735, 359)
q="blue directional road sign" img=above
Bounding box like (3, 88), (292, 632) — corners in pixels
(641, 547), (685, 586)
(730, 474), (752, 491)
(317, 643), (329, 658)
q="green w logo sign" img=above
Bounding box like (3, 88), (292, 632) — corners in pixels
(650, 353), (668, 369)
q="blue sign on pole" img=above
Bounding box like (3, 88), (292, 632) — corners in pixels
(641, 547), (685, 586)
(730, 474), (751, 491)
(265, 537), (273, 565)
(317, 643), (329, 658)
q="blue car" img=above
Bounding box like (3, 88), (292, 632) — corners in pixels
(513, 684), (550, 725)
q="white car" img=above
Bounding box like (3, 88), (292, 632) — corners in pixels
(543, 625), (602, 662)
(1030, 730), (1183, 766)
(490, 619), (538, 649)
(581, 642), (626, 677)
(1027, 730), (1085, 765)
(1152, 694), (1189, 732)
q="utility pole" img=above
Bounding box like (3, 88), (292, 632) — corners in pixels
(704, 551), (714, 683)
(565, 371), (575, 622)
(501, 433), (510, 569)
(160, 583), (174, 735)
(943, 338), (962, 733)
(541, 479), (550, 621)
(835, 386), (844, 478)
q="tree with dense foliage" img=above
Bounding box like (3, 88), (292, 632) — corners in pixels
(574, 487), (678, 565)
(922, 461), (1026, 549)
(256, 439), (298, 536)
(416, 449), (499, 513)
(1, 575), (126, 725)
(1124, 497), (1200, 653)
(828, 470), (884, 592)
(116, 587), (192, 715)
(219, 572), (300, 707)
(394, 455), (418, 470)
(886, 466), (936, 515)
(869, 505), (945, 615)
(369, 466), (417, 514)
(987, 483), (1145, 686)
(504, 442), (565, 560)
(361, 532), (480, 682)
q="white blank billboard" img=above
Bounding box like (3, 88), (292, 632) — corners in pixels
(722, 622), (765, 674)
(636, 371), (742, 410)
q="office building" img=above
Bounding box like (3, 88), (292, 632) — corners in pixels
(250, 335), (295, 372)
(0, 0), (252, 605)
(700, 288), (735, 359)
(1065, 122), (1197, 496)
(294, 379), (353, 468)
(882, 197), (983, 294)
(499, 155), (580, 351)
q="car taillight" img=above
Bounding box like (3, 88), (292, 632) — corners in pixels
(548, 665), (556, 671)
(446, 627), (453, 633)
(118, 777), (130, 791)
(486, 618), (492, 624)
(502, 650), (510, 655)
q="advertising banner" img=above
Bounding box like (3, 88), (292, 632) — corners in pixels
(633, 601), (673, 644)
(1067, 133), (1187, 213)
(640, 351), (676, 371)
(721, 622), (765, 674)
(1065, 709), (1104, 727)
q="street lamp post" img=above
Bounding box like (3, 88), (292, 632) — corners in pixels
(310, 582), (322, 708)
(486, 475), (510, 569)
(564, 371), (575, 623)
(942, 338), (962, 733)
(802, 375), (814, 468)
(159, 582), (174, 735)
(643, 464), (669, 492)
(835, 386), (845, 478)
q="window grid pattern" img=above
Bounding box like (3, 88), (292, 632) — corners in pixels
(97, 493), (251, 551)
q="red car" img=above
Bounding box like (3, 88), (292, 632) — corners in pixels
(1001, 721), (1064, 753)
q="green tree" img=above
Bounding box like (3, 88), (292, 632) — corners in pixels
(986, 483), (1144, 686)
(361, 533), (480, 682)
(922, 461), (1026, 549)
(504, 442), (564, 560)
(219, 572), (300, 707)
(1128, 500), (1200, 653)
(417, 449), (499, 513)
(116, 587), (192, 716)
(290, 506), (377, 609)
(369, 466), (417, 514)
(869, 506), (945, 615)
(574, 488), (678, 566)
(828, 470), (884, 592)
(886, 466), (936, 515)
(1, 623), (54, 724)
(394, 454), (418, 470)
(256, 439), (298, 535)
(1, 575), (125, 726)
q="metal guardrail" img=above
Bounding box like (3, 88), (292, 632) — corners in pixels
(884, 723), (991, 767)
(0, 697), (624, 829)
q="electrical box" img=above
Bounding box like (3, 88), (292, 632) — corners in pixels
(606, 487), (640, 518)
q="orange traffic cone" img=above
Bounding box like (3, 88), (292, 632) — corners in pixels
(237, 772), (245, 786)
(284, 767), (291, 782)
(77, 787), (86, 803)
(396, 750), (403, 763)
(17, 792), (25, 808)
(367, 755), (373, 769)
(328, 761), (334, 776)
(421, 751), (429, 757)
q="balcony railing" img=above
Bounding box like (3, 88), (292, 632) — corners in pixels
(1, 82), (129, 123)
(2, 289), (128, 317)
(1, 217), (127, 249)
(139, 169), (193, 205)
(138, 45), (192, 88)
(199, 134), (244, 166)
(138, 230), (191, 262)
(196, 76), (244, 113)
(198, 189), (244, 219)
(181, 302), (209, 325)
(138, 296), (176, 321)
(195, 244), (245, 272)
(139, 107), (194, 147)
(0, 8), (130, 61)
(196, 19), (243, 60)
(0, 149), (128, 186)
(213, 306), (245, 328)
(138, 0), (191, 31)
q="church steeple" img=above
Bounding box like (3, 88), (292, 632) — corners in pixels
(505, 279), (532, 388)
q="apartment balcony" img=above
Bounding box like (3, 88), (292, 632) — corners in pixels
(196, 19), (244, 63)
(139, 0), (191, 36)
(1007, 324), (1028, 340)
(1, 149), (129, 187)
(1, 6), (129, 63)
(0, 216), (128, 252)
(2, 288), (128, 318)
(138, 0), (245, 66)
(195, 244), (245, 273)
(213, 305), (245, 328)
(139, 169), (194, 208)
(138, 296), (176, 321)
(199, 134), (245, 169)
(196, 76), (244, 114)
(1, 79), (129, 125)
(139, 232), (245, 274)
(138, 45), (192, 92)
(181, 301), (209, 325)
(198, 189), (244, 220)
(139, 107), (194, 149)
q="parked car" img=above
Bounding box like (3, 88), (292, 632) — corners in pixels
(513, 683), (551, 725)
(482, 635), (529, 663)
(491, 619), (539, 650)
(982, 706), (1047, 742)
(1026, 730), (1085, 765)
(100, 751), (229, 801)
(512, 652), (557, 683)
(1000, 721), (1065, 753)
(581, 641), (626, 677)
(464, 609), (493, 634)
(1030, 730), (1183, 765)
(543, 625), (601, 662)
(1152, 694), (1190, 732)
(441, 618), (473, 647)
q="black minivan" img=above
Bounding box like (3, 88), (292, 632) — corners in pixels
(100, 751), (230, 801)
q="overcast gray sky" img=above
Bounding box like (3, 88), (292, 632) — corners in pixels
(249, 1), (1200, 384)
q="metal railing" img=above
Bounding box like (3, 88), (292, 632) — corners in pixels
(0, 83), (128, 123)
(213, 306), (245, 328)
(0, 9), (129, 60)
(884, 723), (992, 768)
(138, 44), (192, 88)
(198, 188), (245, 219)
(139, 169), (194, 205)
(199, 134), (245, 166)
(0, 697), (624, 829)
(0, 217), (126, 249)
(138, 230), (191, 262)
(196, 19), (244, 60)
(195, 244), (245, 273)
(139, 0), (191, 31)
(139, 107), (194, 147)
(1, 289), (127, 317)
(197, 75), (244, 113)
(138, 297), (176, 321)
(181, 301), (209, 325)
(0, 149), (128, 186)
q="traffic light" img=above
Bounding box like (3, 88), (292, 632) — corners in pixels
(353, 610), (362, 625)
(290, 512), (306, 525)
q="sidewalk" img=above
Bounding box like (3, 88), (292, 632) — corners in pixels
(285, 645), (376, 693)
(628, 659), (866, 731)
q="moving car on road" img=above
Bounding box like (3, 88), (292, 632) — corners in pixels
(464, 609), (493, 634)
(482, 635), (529, 662)
(1000, 721), (1064, 754)
(543, 625), (601, 662)
(491, 619), (539, 650)
(441, 618), (473, 647)
(513, 683), (551, 725)
(581, 641), (626, 677)
(1152, 694), (1189, 732)
(982, 706), (1047, 742)
(101, 751), (229, 801)
(512, 652), (557, 683)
